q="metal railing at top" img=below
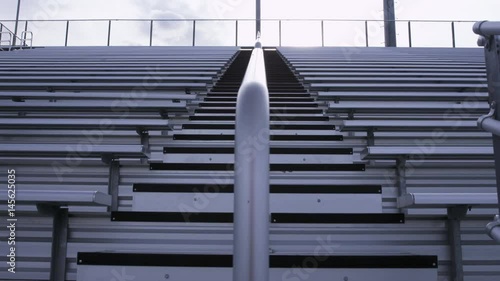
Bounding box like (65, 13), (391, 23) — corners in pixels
(0, 22), (33, 50)
(0, 18), (480, 47)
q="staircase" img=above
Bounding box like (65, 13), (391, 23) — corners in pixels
(77, 48), (437, 280)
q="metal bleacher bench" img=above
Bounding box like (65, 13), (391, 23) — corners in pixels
(340, 120), (479, 131)
(328, 101), (488, 114)
(0, 190), (112, 206)
(361, 146), (493, 160)
(0, 91), (198, 102)
(0, 100), (187, 113)
(317, 91), (489, 102)
(0, 118), (171, 131)
(0, 144), (148, 158)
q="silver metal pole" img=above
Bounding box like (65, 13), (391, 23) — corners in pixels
(451, 21), (456, 48)
(233, 35), (270, 281)
(13, 0), (21, 46)
(192, 20), (196, 46)
(321, 20), (324, 47)
(107, 20), (111, 46)
(474, 21), (500, 243)
(65, 21), (69, 47)
(479, 116), (500, 137)
(149, 20), (154, 46)
(487, 216), (500, 242)
(256, 0), (261, 35)
(383, 0), (396, 47)
(473, 21), (500, 36)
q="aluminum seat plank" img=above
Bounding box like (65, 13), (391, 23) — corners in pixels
(340, 120), (478, 131)
(0, 118), (170, 130)
(361, 146), (493, 160)
(0, 100), (187, 112)
(0, 144), (147, 158)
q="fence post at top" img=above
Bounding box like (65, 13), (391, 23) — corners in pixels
(107, 20), (111, 46)
(192, 20), (196, 46)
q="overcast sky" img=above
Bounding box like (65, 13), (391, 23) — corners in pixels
(1, 0), (499, 47)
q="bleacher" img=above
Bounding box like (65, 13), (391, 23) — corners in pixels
(0, 44), (499, 281)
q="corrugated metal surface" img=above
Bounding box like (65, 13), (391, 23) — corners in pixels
(0, 46), (238, 280)
(279, 46), (500, 280)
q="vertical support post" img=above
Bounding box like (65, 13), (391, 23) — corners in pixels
(408, 21), (412, 47)
(447, 206), (467, 281)
(23, 21), (28, 45)
(150, 20), (154, 46)
(233, 38), (270, 281)
(367, 130), (375, 146)
(256, 0), (261, 35)
(192, 20), (196, 46)
(107, 20), (112, 46)
(396, 158), (407, 198)
(321, 20), (324, 47)
(13, 0), (21, 46)
(278, 20), (282, 47)
(235, 20), (238, 46)
(383, 0), (397, 47)
(365, 20), (369, 47)
(0, 24), (3, 44)
(108, 160), (120, 212)
(451, 21), (456, 48)
(49, 207), (69, 281)
(65, 21), (69, 47)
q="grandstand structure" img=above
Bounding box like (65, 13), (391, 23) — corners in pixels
(1, 2), (500, 281)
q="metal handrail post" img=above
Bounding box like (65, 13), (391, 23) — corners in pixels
(451, 21), (456, 48)
(233, 33), (270, 281)
(474, 21), (500, 243)
(192, 20), (196, 46)
(65, 20), (69, 47)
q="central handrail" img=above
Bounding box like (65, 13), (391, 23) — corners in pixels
(233, 33), (270, 281)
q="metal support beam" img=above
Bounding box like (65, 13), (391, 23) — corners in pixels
(107, 160), (120, 212)
(50, 207), (69, 281)
(13, 0), (21, 46)
(474, 21), (500, 243)
(233, 35), (270, 281)
(367, 129), (375, 146)
(396, 159), (407, 198)
(383, 0), (397, 47)
(447, 206), (467, 281)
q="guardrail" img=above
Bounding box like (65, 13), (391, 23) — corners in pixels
(0, 22), (33, 50)
(473, 20), (500, 244)
(0, 18), (479, 47)
(233, 33), (270, 281)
